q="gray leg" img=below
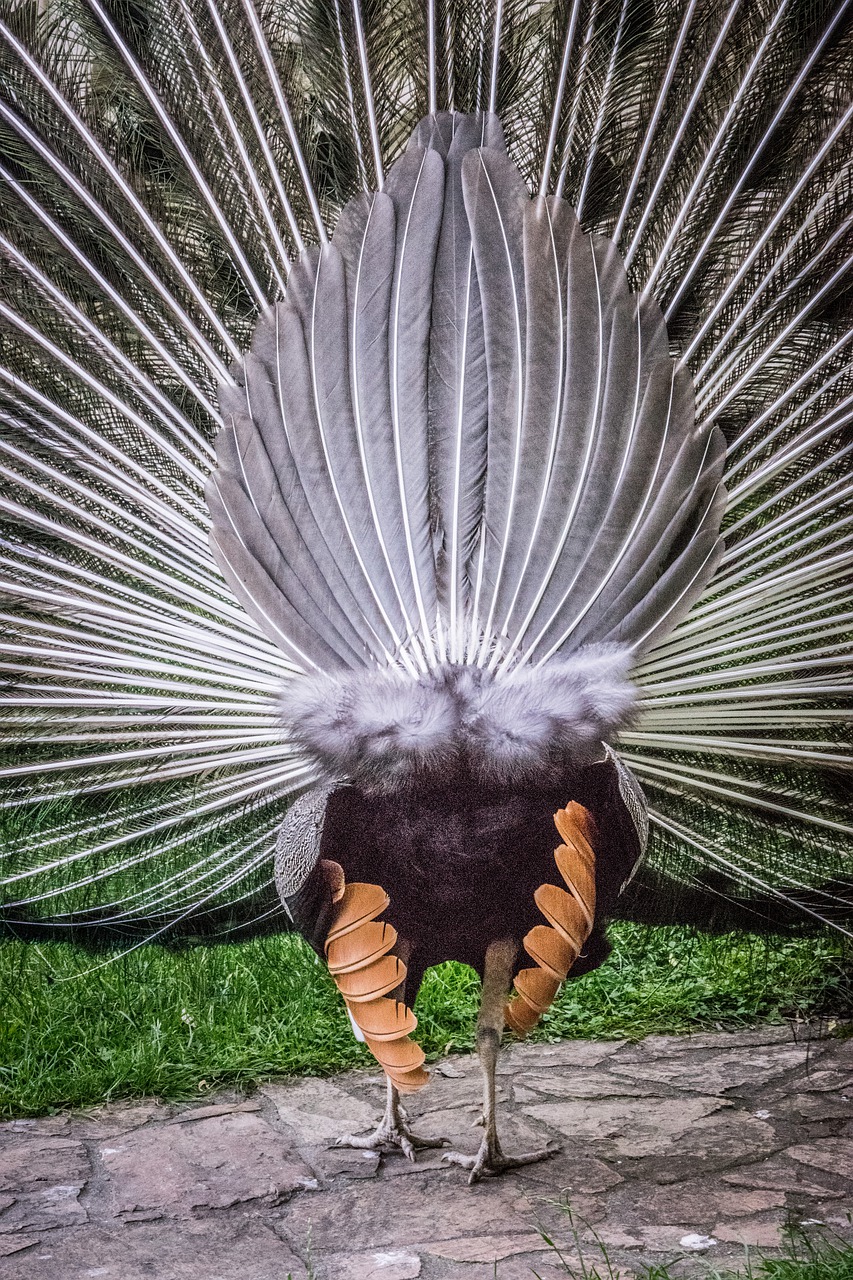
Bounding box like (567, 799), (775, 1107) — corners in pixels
(335, 1075), (447, 1161)
(443, 938), (561, 1185)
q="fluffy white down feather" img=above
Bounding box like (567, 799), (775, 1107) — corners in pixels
(279, 647), (636, 793)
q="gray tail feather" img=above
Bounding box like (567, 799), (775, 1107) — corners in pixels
(209, 111), (725, 677)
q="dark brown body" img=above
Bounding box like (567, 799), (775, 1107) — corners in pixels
(312, 756), (642, 1001)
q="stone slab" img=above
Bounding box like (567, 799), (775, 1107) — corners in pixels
(2, 1029), (852, 1278)
(0, 1136), (89, 1234)
(314, 1248), (422, 1278)
(419, 1232), (545, 1262)
(2, 1221), (309, 1279)
(785, 1139), (853, 1183)
(263, 1078), (380, 1144)
(607, 1045), (811, 1094)
(276, 1176), (535, 1253)
(100, 1111), (316, 1217)
(521, 1094), (728, 1156)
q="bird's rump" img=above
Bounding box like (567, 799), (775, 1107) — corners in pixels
(308, 760), (643, 989)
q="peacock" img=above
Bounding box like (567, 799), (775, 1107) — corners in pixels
(1, 0), (851, 1182)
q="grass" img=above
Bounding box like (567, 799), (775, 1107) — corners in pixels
(537, 1214), (853, 1280)
(1, 921), (849, 1117)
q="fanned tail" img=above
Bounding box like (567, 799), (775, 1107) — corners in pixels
(0, 0), (850, 939)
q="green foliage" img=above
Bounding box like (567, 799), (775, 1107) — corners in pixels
(539, 1209), (853, 1280)
(1, 923), (848, 1117)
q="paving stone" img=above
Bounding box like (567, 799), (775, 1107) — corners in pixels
(713, 1219), (785, 1247)
(446, 1259), (570, 1280)
(419, 1232), (545, 1262)
(780, 1093), (853, 1121)
(607, 1045), (811, 1094)
(433, 1059), (471, 1079)
(0, 1136), (89, 1194)
(521, 1094), (729, 1156)
(0, 1136), (90, 1233)
(314, 1247), (422, 1278)
(408, 1074), (504, 1113)
(640, 1111), (781, 1178)
(615, 1027), (809, 1056)
(168, 1100), (262, 1123)
(378, 1153), (451, 1179)
(1, 1101), (172, 1142)
(276, 1176), (535, 1253)
(3, 1221), (309, 1279)
(513, 1071), (666, 1100)
(785, 1139), (853, 1183)
(720, 1163), (846, 1199)
(534, 1153), (624, 1196)
(100, 1111), (315, 1217)
(497, 1040), (626, 1073)
(635, 1225), (722, 1252)
(263, 1078), (380, 1144)
(410, 1104), (540, 1161)
(626, 1179), (785, 1225)
(304, 1144), (381, 1182)
(793, 1069), (853, 1093)
(587, 1225), (646, 1249)
(0, 1234), (40, 1257)
(3, 1030), (851, 1277)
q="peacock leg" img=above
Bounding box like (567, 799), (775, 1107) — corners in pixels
(334, 1075), (448, 1161)
(443, 938), (560, 1185)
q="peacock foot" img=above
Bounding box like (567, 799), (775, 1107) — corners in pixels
(442, 1135), (561, 1185)
(335, 1116), (448, 1163)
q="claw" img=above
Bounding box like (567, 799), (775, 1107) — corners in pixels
(443, 1138), (560, 1184)
(335, 1123), (448, 1157)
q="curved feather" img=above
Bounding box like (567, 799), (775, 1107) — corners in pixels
(0, 0), (850, 942)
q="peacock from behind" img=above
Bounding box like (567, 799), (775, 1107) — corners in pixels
(0, 0), (851, 1179)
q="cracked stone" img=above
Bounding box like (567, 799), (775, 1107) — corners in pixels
(419, 1232), (545, 1262)
(616, 1028), (804, 1056)
(498, 1040), (626, 1073)
(542, 1154), (624, 1196)
(72, 1102), (172, 1140)
(168, 1100), (262, 1123)
(794, 1070), (853, 1094)
(451, 1261), (572, 1280)
(521, 1094), (728, 1156)
(782, 1093), (853, 1122)
(0, 1136), (89, 1195)
(638, 1111), (780, 1176)
(713, 1219), (784, 1247)
(785, 1139), (853, 1183)
(304, 1144), (381, 1182)
(8, 1102), (170, 1142)
(2, 1029), (851, 1278)
(276, 1176), (534, 1253)
(434, 1061), (468, 1078)
(263, 1078), (380, 1144)
(607, 1046), (812, 1094)
(101, 1111), (314, 1216)
(629, 1180), (785, 1224)
(0, 1220), (308, 1279)
(721, 1164), (846, 1199)
(315, 1247), (422, 1278)
(514, 1071), (666, 1100)
(0, 1137), (89, 1233)
(0, 1233), (40, 1257)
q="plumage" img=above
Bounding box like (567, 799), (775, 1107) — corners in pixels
(0, 0), (851, 1179)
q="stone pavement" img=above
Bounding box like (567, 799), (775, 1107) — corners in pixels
(1, 1025), (852, 1280)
